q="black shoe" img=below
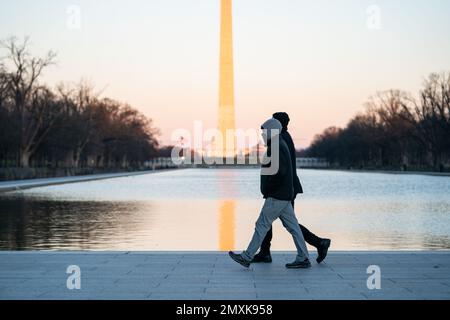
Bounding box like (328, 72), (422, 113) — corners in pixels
(286, 259), (312, 269)
(251, 252), (272, 263)
(316, 239), (331, 264)
(228, 251), (250, 268)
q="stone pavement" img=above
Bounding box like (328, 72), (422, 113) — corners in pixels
(1, 252), (449, 300)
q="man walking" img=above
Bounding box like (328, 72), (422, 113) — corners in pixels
(229, 117), (311, 268)
(252, 112), (331, 264)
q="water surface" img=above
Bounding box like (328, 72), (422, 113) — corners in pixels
(0, 169), (449, 251)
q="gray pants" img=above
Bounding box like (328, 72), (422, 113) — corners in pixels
(242, 197), (309, 262)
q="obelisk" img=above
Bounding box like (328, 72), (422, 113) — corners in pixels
(218, 0), (236, 157)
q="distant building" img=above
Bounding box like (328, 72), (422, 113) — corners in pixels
(296, 158), (329, 168)
(145, 158), (179, 170)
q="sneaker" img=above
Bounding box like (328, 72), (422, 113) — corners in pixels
(228, 251), (250, 268)
(251, 252), (272, 263)
(286, 259), (312, 269)
(316, 239), (331, 264)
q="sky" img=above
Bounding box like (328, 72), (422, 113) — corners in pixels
(1, 0), (450, 148)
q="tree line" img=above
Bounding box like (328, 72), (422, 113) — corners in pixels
(305, 72), (450, 172)
(0, 37), (160, 169)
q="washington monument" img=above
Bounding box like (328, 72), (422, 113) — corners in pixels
(218, 0), (236, 157)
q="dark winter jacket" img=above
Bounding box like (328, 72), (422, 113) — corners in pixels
(260, 137), (294, 201)
(280, 130), (303, 196)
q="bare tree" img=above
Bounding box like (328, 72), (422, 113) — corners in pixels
(400, 73), (450, 170)
(0, 37), (57, 167)
(307, 77), (450, 171)
(56, 81), (100, 167)
(368, 90), (416, 167)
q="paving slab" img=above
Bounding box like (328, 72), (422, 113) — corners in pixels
(0, 251), (449, 300)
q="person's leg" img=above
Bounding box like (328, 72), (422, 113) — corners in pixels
(258, 227), (272, 255)
(292, 199), (326, 248)
(299, 224), (323, 248)
(279, 203), (309, 262)
(241, 198), (285, 262)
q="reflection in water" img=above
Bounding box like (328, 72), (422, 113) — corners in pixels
(217, 170), (238, 251)
(0, 196), (149, 250)
(218, 200), (235, 251)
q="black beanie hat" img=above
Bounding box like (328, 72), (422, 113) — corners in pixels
(273, 112), (290, 129)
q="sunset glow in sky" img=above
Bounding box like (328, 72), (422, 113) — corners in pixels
(1, 0), (450, 147)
